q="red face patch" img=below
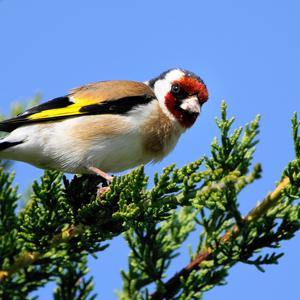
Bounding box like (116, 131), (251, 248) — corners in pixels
(165, 92), (198, 128)
(174, 77), (208, 104)
(164, 76), (208, 128)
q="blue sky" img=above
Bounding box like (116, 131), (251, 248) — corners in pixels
(1, 0), (300, 299)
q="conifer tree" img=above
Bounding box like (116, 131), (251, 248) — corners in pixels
(0, 101), (299, 299)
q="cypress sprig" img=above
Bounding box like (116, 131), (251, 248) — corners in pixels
(0, 101), (299, 300)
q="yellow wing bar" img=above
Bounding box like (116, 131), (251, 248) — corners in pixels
(28, 101), (86, 120)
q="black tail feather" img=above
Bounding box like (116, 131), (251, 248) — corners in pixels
(0, 141), (23, 151)
(0, 119), (30, 132)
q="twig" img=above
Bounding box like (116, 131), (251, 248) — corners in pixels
(150, 177), (290, 300)
(245, 177), (290, 222)
(0, 224), (85, 281)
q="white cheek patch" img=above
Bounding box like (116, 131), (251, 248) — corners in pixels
(180, 96), (201, 114)
(152, 69), (187, 121)
(153, 79), (175, 120)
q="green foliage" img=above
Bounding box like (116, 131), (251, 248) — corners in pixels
(0, 170), (19, 272)
(54, 257), (97, 300)
(0, 101), (299, 299)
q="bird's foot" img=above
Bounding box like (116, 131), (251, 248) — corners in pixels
(88, 167), (113, 197)
(96, 186), (111, 198)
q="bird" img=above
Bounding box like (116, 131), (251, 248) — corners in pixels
(0, 69), (208, 181)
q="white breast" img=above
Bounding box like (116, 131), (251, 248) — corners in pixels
(0, 102), (162, 174)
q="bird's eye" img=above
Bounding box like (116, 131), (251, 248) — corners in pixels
(171, 83), (181, 94)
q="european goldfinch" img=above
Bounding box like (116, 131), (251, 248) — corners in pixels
(0, 69), (208, 178)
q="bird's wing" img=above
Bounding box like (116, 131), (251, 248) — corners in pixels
(0, 81), (155, 132)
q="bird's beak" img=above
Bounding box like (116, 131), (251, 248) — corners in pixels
(179, 95), (201, 115)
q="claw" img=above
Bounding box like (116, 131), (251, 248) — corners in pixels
(97, 186), (111, 198)
(87, 167), (112, 197)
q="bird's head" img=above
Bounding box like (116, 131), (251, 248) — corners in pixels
(147, 69), (208, 128)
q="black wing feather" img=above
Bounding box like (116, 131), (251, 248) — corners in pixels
(0, 96), (74, 132)
(79, 95), (154, 114)
(19, 96), (73, 117)
(0, 95), (155, 132)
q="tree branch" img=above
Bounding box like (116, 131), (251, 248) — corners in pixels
(0, 176), (291, 287)
(150, 176), (290, 300)
(0, 224), (86, 281)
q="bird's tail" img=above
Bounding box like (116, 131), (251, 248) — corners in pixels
(0, 118), (21, 132)
(0, 141), (23, 152)
(0, 120), (24, 158)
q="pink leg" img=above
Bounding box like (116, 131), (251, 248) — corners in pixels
(88, 166), (113, 197)
(88, 166), (113, 183)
